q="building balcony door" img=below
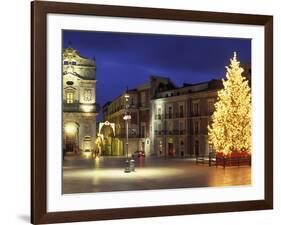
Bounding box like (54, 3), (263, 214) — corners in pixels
(157, 139), (163, 157)
(168, 142), (174, 157)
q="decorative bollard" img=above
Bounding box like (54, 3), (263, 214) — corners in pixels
(130, 159), (135, 172)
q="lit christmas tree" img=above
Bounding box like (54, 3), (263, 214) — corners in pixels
(208, 52), (251, 156)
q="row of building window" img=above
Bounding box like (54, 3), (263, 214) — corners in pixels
(105, 91), (148, 115)
(114, 125), (147, 138)
(154, 129), (200, 136)
(155, 120), (201, 135)
(64, 61), (77, 65)
(157, 139), (215, 156)
(65, 89), (92, 104)
(155, 99), (215, 119)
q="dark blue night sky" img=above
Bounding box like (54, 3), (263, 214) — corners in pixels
(63, 30), (251, 121)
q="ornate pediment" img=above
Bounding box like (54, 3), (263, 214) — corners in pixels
(63, 46), (96, 80)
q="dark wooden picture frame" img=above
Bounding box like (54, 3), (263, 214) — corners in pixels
(31, 1), (273, 224)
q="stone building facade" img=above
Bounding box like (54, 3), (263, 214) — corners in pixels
(150, 64), (250, 158)
(102, 85), (151, 156)
(151, 79), (222, 157)
(102, 77), (222, 158)
(102, 65), (251, 158)
(102, 76), (173, 156)
(63, 46), (99, 154)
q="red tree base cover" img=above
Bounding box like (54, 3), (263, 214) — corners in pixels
(216, 151), (251, 158)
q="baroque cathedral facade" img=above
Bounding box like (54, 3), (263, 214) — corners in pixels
(62, 46), (98, 154)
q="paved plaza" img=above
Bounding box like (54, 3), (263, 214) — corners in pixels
(63, 155), (251, 194)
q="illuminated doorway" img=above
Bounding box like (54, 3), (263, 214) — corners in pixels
(64, 122), (79, 154)
(168, 142), (174, 157)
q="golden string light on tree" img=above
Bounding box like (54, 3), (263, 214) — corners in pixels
(208, 52), (252, 155)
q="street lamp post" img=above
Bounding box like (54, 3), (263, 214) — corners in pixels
(123, 91), (131, 173)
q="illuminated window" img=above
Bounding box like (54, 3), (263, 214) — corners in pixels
(157, 107), (161, 114)
(66, 91), (74, 104)
(83, 89), (92, 101)
(157, 107), (162, 119)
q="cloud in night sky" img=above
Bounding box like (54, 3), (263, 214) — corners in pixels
(63, 30), (251, 121)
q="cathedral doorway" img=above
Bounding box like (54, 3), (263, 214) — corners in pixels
(64, 122), (79, 154)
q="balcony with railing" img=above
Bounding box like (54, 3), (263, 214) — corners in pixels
(108, 104), (138, 114)
(63, 102), (100, 113)
(191, 111), (201, 117)
(190, 129), (200, 135)
(174, 113), (185, 118)
(154, 129), (187, 136)
(154, 130), (163, 135)
(154, 113), (186, 120)
(179, 129), (187, 135)
(165, 113), (173, 119)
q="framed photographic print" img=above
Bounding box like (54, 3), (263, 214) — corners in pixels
(31, 1), (273, 224)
